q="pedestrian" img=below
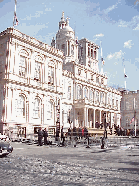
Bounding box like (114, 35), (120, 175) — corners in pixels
(73, 127), (77, 137)
(56, 128), (59, 141)
(82, 127), (84, 138)
(110, 127), (112, 135)
(84, 127), (88, 138)
(78, 127), (82, 139)
(38, 128), (43, 146)
(61, 126), (65, 146)
(100, 122), (103, 129)
(120, 127), (122, 136)
(68, 127), (71, 140)
(43, 128), (48, 145)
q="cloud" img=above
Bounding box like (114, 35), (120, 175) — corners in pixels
(92, 33), (104, 43)
(95, 33), (104, 37)
(106, 50), (125, 60)
(104, 1), (121, 14)
(37, 32), (55, 45)
(118, 20), (128, 27)
(21, 11), (44, 21)
(133, 24), (139, 30)
(118, 15), (139, 30)
(45, 8), (52, 11)
(124, 40), (134, 49)
(18, 23), (48, 36)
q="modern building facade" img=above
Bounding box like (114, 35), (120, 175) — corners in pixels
(0, 12), (122, 139)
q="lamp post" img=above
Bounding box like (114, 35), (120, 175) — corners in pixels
(103, 112), (107, 138)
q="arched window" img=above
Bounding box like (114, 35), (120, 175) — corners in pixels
(33, 98), (40, 118)
(71, 45), (74, 55)
(48, 66), (54, 85)
(34, 61), (41, 81)
(89, 89), (93, 100)
(84, 88), (88, 98)
(17, 95), (25, 117)
(19, 56), (26, 77)
(100, 92), (104, 104)
(95, 90), (99, 103)
(48, 101), (54, 119)
(77, 85), (82, 99)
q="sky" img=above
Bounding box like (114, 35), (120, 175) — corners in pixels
(0, 0), (139, 91)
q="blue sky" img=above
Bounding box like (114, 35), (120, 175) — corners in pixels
(0, 0), (139, 91)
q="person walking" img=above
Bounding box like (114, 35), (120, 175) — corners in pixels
(43, 128), (48, 145)
(38, 128), (43, 146)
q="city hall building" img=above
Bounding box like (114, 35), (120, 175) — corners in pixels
(0, 12), (121, 139)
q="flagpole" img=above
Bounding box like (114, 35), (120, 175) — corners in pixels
(134, 98), (136, 137)
(13, 0), (17, 28)
(100, 40), (103, 74)
(123, 58), (126, 90)
(124, 64), (126, 90)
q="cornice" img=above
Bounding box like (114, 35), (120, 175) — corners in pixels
(0, 27), (64, 59)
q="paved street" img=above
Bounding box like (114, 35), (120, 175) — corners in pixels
(0, 140), (139, 186)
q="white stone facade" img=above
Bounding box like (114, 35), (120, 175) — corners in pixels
(0, 12), (122, 139)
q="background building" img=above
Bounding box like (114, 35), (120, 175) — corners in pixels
(120, 90), (139, 131)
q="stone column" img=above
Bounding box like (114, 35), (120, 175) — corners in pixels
(66, 41), (68, 56)
(93, 109), (95, 128)
(59, 98), (62, 127)
(84, 107), (88, 127)
(110, 112), (114, 128)
(73, 106), (75, 128)
(69, 41), (71, 56)
(86, 108), (88, 128)
(99, 110), (102, 124)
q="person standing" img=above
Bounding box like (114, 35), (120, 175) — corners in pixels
(82, 127), (84, 138)
(78, 127), (82, 139)
(38, 128), (43, 146)
(68, 127), (71, 140)
(56, 128), (59, 141)
(43, 128), (48, 145)
(61, 126), (65, 146)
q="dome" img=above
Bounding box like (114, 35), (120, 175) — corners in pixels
(62, 25), (73, 32)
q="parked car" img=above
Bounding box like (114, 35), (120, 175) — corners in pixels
(0, 141), (13, 156)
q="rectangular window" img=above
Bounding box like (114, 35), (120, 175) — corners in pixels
(88, 47), (90, 56)
(68, 86), (71, 100)
(116, 100), (118, 109)
(125, 101), (129, 110)
(19, 56), (26, 77)
(112, 99), (114, 107)
(91, 49), (93, 58)
(94, 50), (96, 59)
(81, 47), (83, 56)
(96, 77), (99, 84)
